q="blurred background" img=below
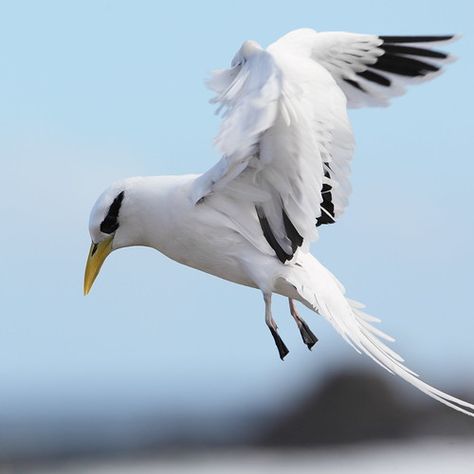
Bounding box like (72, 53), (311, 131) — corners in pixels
(1, 0), (473, 472)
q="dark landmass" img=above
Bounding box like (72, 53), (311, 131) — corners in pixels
(259, 370), (474, 447)
(2, 370), (473, 469)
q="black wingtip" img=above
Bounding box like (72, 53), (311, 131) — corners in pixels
(357, 69), (391, 87)
(380, 35), (456, 44)
(381, 44), (449, 60)
(371, 54), (440, 77)
(343, 77), (366, 92)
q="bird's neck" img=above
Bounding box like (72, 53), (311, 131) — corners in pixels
(113, 174), (197, 252)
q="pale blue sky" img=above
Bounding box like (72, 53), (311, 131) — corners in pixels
(0, 0), (473, 420)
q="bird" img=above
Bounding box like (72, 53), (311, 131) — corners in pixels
(83, 29), (474, 416)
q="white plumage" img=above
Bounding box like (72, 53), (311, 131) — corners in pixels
(85, 29), (474, 417)
(194, 36), (354, 254)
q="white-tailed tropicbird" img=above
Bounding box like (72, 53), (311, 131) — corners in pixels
(84, 29), (474, 416)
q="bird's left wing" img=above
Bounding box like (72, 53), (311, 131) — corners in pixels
(192, 40), (354, 262)
(269, 29), (457, 108)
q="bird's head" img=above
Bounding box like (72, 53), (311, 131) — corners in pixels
(231, 40), (262, 67)
(83, 179), (136, 295)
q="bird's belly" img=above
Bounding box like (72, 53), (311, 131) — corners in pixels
(156, 219), (259, 289)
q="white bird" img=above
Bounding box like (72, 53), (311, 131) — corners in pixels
(84, 29), (474, 416)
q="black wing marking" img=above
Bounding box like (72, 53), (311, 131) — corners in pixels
(257, 163), (337, 259)
(381, 44), (448, 60)
(357, 69), (391, 87)
(316, 166), (336, 227)
(370, 54), (439, 77)
(343, 78), (366, 92)
(282, 209), (303, 252)
(258, 163), (336, 258)
(257, 206), (303, 263)
(379, 35), (455, 44)
(343, 35), (454, 92)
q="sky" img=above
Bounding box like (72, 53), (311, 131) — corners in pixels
(0, 0), (473, 423)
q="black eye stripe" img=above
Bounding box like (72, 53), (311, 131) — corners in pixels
(100, 191), (125, 234)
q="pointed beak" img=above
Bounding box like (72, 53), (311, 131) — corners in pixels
(83, 237), (113, 295)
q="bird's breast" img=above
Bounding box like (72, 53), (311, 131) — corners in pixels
(149, 197), (259, 288)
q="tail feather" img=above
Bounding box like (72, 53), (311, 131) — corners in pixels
(289, 252), (474, 417)
(358, 316), (395, 342)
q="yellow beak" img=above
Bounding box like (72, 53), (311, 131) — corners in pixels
(83, 237), (113, 295)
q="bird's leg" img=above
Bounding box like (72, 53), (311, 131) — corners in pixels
(264, 292), (289, 360)
(289, 298), (318, 350)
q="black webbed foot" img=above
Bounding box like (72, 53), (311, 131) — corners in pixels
(298, 320), (318, 350)
(269, 327), (289, 360)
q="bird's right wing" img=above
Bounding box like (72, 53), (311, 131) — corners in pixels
(269, 29), (458, 108)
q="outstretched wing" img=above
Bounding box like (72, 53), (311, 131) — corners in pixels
(192, 40), (354, 262)
(192, 31), (456, 263)
(269, 29), (457, 108)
